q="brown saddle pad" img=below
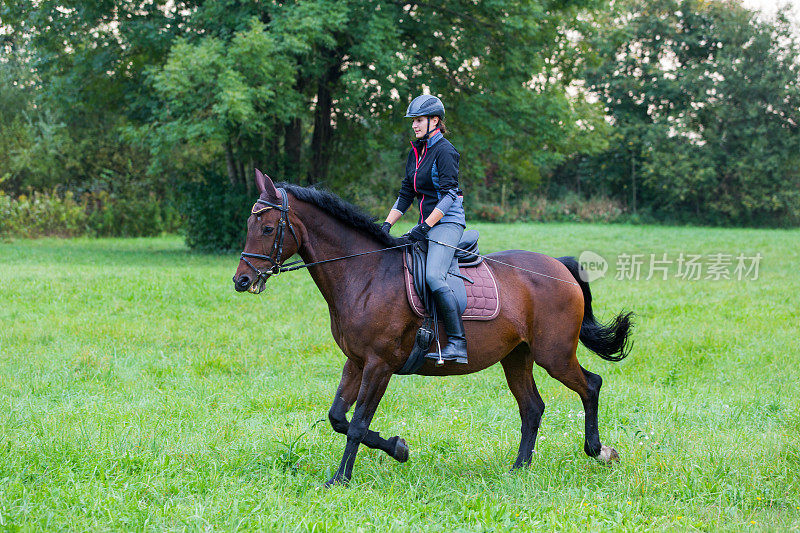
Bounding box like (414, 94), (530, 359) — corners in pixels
(403, 259), (500, 321)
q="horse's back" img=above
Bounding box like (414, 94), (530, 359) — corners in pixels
(488, 249), (581, 289)
(487, 249), (585, 332)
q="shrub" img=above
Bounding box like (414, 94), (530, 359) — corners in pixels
(84, 190), (178, 237)
(0, 190), (87, 237)
(180, 174), (252, 253)
(0, 189), (181, 239)
(468, 193), (626, 223)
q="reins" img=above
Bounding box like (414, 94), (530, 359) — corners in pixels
(277, 243), (411, 273)
(239, 188), (411, 290)
(239, 188), (579, 289)
(427, 239), (580, 287)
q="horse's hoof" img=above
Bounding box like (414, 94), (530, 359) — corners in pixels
(393, 437), (410, 463)
(509, 460), (531, 471)
(323, 476), (348, 488)
(597, 445), (619, 464)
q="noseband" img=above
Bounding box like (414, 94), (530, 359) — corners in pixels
(238, 188), (301, 292)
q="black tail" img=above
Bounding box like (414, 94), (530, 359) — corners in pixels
(557, 256), (634, 362)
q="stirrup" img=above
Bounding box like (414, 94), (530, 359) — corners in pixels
(424, 350), (468, 365)
(424, 338), (468, 365)
(424, 336), (445, 366)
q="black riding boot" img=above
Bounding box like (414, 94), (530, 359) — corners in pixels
(425, 287), (468, 364)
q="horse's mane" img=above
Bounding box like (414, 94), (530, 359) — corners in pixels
(278, 183), (406, 247)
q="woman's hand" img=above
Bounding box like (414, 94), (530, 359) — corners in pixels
(380, 222), (392, 236)
(405, 222), (431, 242)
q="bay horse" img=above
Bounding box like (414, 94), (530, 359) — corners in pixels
(233, 170), (633, 487)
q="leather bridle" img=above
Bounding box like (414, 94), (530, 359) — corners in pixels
(236, 187), (412, 294)
(237, 188), (301, 293)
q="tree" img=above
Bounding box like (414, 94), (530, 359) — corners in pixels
(581, 0), (800, 225)
(349, 0), (612, 203)
(139, 1), (410, 186)
(141, 0), (611, 190)
(0, 0), (196, 193)
(138, 19), (298, 191)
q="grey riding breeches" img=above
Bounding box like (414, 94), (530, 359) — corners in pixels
(425, 222), (465, 292)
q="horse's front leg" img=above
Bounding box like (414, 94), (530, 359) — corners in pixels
(328, 359), (409, 464)
(325, 359), (394, 487)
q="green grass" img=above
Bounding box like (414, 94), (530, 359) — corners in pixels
(1, 223), (799, 531)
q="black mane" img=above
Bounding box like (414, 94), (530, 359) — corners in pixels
(278, 183), (406, 247)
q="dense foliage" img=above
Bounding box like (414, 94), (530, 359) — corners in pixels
(0, 190), (180, 239)
(1, 0), (798, 247)
(180, 176), (252, 253)
(576, 0), (800, 226)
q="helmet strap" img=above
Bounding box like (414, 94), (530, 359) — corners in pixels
(422, 116), (435, 140)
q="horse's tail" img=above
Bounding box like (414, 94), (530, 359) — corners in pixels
(557, 256), (634, 362)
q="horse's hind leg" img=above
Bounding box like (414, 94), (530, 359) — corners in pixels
(534, 341), (619, 464)
(501, 344), (545, 469)
(578, 366), (618, 463)
(328, 359), (409, 464)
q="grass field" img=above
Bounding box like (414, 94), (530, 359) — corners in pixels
(1, 222), (799, 531)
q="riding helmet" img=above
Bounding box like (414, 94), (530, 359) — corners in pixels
(405, 94), (445, 118)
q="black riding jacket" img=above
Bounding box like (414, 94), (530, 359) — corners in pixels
(392, 130), (465, 226)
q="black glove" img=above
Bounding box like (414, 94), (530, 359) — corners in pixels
(380, 222), (392, 236)
(405, 222), (431, 243)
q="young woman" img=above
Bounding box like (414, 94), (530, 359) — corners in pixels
(381, 94), (467, 364)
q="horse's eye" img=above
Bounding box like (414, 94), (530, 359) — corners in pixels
(262, 226), (274, 235)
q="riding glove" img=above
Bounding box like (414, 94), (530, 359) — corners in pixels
(405, 222), (431, 243)
(380, 222), (392, 236)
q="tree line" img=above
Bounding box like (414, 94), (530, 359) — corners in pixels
(1, 0), (798, 248)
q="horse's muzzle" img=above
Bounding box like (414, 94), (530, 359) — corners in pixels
(233, 274), (252, 292)
(233, 273), (267, 294)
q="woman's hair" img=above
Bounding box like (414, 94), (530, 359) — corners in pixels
(434, 116), (448, 134)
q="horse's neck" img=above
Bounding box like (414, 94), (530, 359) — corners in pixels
(296, 207), (398, 308)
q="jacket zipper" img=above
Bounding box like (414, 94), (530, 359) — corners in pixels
(411, 142), (428, 223)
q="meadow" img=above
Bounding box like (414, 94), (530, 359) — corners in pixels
(1, 222), (799, 531)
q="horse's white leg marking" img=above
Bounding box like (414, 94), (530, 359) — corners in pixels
(597, 445), (619, 464)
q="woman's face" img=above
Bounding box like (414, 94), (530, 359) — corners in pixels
(411, 116), (439, 139)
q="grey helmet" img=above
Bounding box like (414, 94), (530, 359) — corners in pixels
(405, 94), (445, 118)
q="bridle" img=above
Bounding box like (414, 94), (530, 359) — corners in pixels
(236, 187), (411, 294)
(237, 188), (302, 293)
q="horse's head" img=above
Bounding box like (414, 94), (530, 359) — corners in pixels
(233, 169), (302, 294)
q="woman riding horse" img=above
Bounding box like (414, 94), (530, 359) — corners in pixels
(381, 94), (467, 364)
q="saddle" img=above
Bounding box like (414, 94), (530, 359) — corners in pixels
(396, 230), (500, 376)
(403, 230), (501, 322)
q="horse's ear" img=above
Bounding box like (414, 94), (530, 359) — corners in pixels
(255, 168), (278, 201)
(255, 168), (266, 194)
